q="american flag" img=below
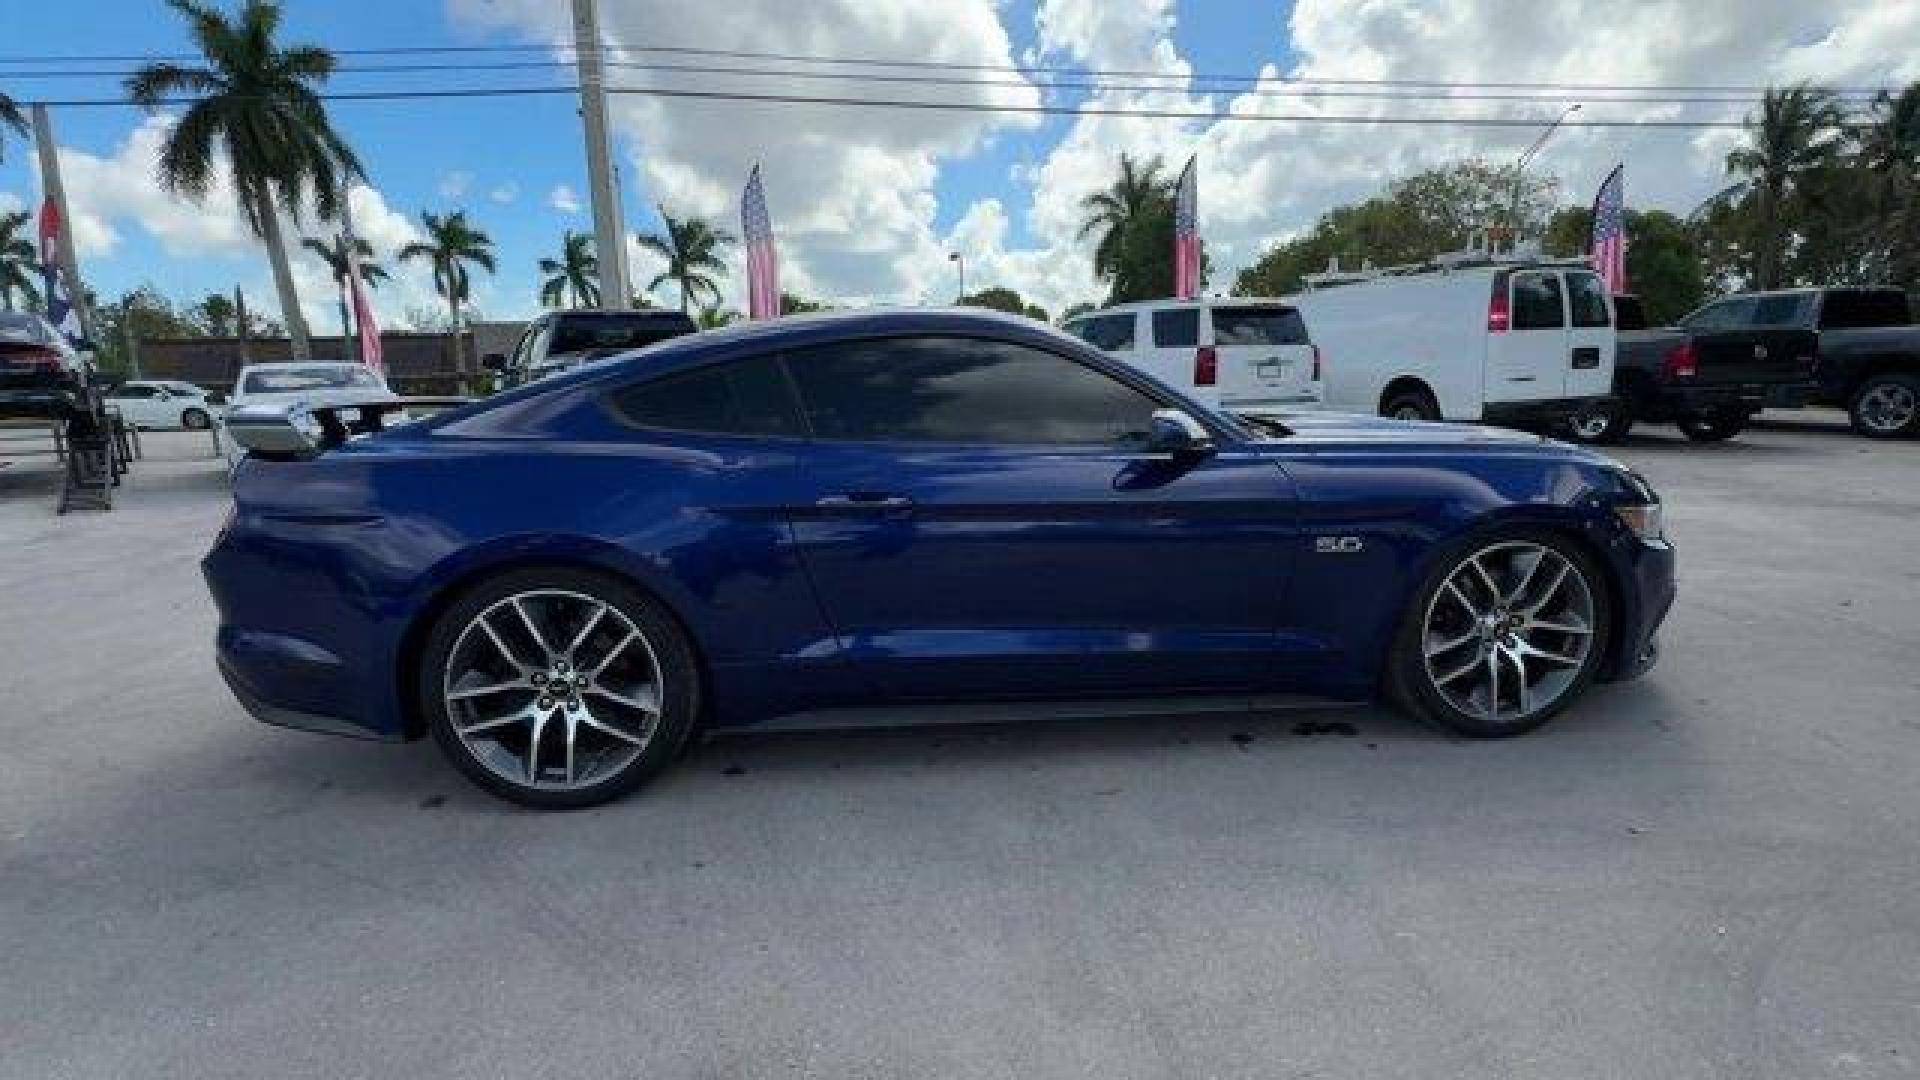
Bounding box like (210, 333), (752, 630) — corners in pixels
(742, 165), (780, 320)
(1589, 164), (1627, 294)
(36, 198), (82, 345)
(1173, 155), (1200, 300)
(339, 189), (385, 377)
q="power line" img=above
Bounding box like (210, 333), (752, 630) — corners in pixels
(0, 40), (1903, 96)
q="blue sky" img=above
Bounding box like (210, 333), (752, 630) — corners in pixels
(2, 1), (1913, 325)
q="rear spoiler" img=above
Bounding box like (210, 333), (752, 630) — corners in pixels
(224, 396), (471, 461)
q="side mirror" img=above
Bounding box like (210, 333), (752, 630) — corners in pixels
(481, 352), (509, 373)
(1144, 408), (1214, 457)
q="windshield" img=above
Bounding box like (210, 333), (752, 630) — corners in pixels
(241, 365), (383, 394)
(550, 314), (695, 355)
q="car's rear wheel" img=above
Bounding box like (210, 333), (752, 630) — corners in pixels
(1382, 386), (1440, 422)
(181, 407), (211, 430)
(1389, 532), (1611, 738)
(420, 567), (699, 808)
(1848, 374), (1920, 439)
(1565, 400), (1632, 444)
(1677, 413), (1746, 442)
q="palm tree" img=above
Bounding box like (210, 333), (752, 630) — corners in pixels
(636, 207), (734, 313)
(1856, 82), (1920, 286)
(1711, 83), (1846, 289)
(538, 231), (600, 308)
(0, 90), (28, 163)
(126, 0), (360, 362)
(301, 233), (387, 335)
(1, 210), (40, 311)
(398, 210), (495, 387)
(1078, 153), (1175, 295)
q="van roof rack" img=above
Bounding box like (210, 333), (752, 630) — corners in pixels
(1301, 232), (1590, 291)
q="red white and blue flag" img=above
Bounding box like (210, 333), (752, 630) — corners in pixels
(1173, 154), (1200, 300)
(742, 165), (780, 320)
(339, 191), (384, 377)
(37, 197), (82, 345)
(1589, 163), (1627, 294)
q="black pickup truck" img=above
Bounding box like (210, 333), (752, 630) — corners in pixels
(1568, 293), (1818, 443)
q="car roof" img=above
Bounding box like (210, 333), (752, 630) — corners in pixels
(1063, 297), (1298, 322)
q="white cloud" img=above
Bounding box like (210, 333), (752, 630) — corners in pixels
(488, 181), (520, 205)
(437, 171), (472, 200)
(547, 184), (581, 214)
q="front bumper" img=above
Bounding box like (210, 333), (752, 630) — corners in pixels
(1601, 537), (1675, 682)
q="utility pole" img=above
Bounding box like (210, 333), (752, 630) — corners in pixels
(235, 285), (251, 367)
(573, 0), (630, 309)
(30, 105), (98, 347)
(949, 251), (965, 302)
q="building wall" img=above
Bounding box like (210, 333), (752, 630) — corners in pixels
(136, 324), (529, 396)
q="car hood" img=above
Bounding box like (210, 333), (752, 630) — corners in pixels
(1247, 410), (1547, 446)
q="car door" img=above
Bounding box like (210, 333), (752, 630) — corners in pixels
(111, 383), (160, 427)
(1562, 271), (1614, 399)
(778, 333), (1304, 701)
(1486, 269), (1567, 403)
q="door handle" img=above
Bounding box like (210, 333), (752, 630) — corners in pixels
(814, 493), (915, 513)
(1570, 346), (1601, 369)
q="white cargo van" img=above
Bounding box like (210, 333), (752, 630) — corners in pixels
(1286, 259), (1615, 426)
(1062, 299), (1323, 411)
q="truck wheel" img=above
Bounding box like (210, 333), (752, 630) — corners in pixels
(1565, 401), (1632, 445)
(1382, 387), (1440, 423)
(1848, 374), (1920, 439)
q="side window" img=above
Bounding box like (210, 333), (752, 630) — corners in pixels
(608, 354), (803, 438)
(1565, 273), (1612, 328)
(117, 384), (156, 399)
(1751, 294), (1810, 326)
(1076, 313), (1136, 351)
(1212, 306), (1308, 346)
(1152, 309), (1199, 348)
(1511, 273), (1565, 330)
(1681, 297), (1754, 331)
(518, 319), (553, 366)
(783, 336), (1163, 446)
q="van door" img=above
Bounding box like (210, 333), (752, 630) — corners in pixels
(1146, 306), (1206, 403)
(1487, 269), (1567, 404)
(1208, 304), (1321, 410)
(1563, 270), (1615, 400)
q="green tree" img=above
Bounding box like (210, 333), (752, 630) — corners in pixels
(1079, 154), (1177, 304)
(0, 90), (26, 163)
(1, 210), (39, 311)
(300, 233), (386, 335)
(398, 210), (495, 386)
(636, 207), (735, 314)
(1544, 206), (1705, 324)
(697, 305), (740, 329)
(1707, 82), (1846, 289)
(92, 286), (203, 379)
(1854, 82), (1920, 290)
(126, 0), (360, 362)
(188, 291), (236, 336)
(538, 230), (599, 309)
(780, 291), (829, 314)
(959, 286), (1048, 322)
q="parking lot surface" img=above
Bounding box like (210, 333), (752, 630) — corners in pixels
(3, 417), (1917, 1080)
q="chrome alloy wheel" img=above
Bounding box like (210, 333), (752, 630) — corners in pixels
(1570, 409), (1612, 441)
(1421, 541), (1597, 725)
(442, 589), (663, 791)
(1857, 381), (1917, 434)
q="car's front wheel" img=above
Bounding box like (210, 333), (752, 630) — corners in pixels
(419, 567), (700, 808)
(1390, 532), (1612, 738)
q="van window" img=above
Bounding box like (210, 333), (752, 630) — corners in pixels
(1819, 290), (1912, 329)
(1212, 306), (1308, 346)
(1511, 273), (1565, 330)
(1565, 273), (1611, 328)
(1152, 309), (1199, 348)
(1071, 312), (1136, 351)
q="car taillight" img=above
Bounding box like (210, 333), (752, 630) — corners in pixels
(1487, 282), (1511, 334)
(1194, 346), (1217, 386)
(1663, 341), (1698, 379)
(1310, 344), (1323, 381)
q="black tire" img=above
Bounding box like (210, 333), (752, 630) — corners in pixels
(181, 407), (211, 431)
(1677, 414), (1746, 442)
(1847, 373), (1920, 439)
(1387, 529), (1613, 739)
(419, 566), (700, 809)
(1565, 400), (1633, 445)
(1381, 385), (1441, 423)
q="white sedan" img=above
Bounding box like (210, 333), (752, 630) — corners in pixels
(217, 363), (393, 468)
(104, 380), (219, 430)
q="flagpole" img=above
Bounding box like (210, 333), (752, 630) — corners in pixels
(29, 104), (97, 347)
(339, 181), (358, 364)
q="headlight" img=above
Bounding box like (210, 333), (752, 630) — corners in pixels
(1613, 502), (1664, 542)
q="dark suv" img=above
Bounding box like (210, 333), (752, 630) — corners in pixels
(488, 309), (698, 387)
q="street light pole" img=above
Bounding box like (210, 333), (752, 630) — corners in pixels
(572, 0), (630, 309)
(1510, 102), (1581, 244)
(949, 251), (965, 302)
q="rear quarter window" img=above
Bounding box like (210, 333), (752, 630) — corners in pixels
(608, 354), (804, 438)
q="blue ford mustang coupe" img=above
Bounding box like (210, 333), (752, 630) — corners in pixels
(204, 309), (1673, 807)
